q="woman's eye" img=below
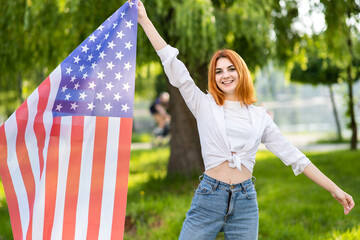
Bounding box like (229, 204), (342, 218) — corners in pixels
(215, 71), (222, 74)
(229, 68), (236, 71)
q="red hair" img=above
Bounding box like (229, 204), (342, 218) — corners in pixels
(208, 49), (256, 106)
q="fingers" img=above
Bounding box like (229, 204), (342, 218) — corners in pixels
(344, 194), (355, 215)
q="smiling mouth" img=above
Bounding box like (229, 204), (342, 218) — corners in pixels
(222, 80), (234, 86)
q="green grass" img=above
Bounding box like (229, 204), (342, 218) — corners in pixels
(0, 148), (359, 239)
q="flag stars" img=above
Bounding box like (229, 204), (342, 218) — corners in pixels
(73, 55), (81, 64)
(99, 51), (107, 59)
(123, 83), (131, 91)
(116, 51), (124, 60)
(125, 20), (134, 29)
(125, 41), (133, 50)
(116, 31), (125, 39)
(124, 62), (132, 71)
(104, 33), (110, 40)
(87, 102), (95, 111)
(82, 72), (88, 80)
(108, 41), (116, 50)
(88, 81), (96, 90)
(74, 82), (80, 90)
(104, 103), (113, 112)
(70, 76), (77, 82)
(122, 104), (130, 112)
(70, 102), (79, 110)
(113, 93), (122, 101)
(89, 34), (97, 42)
(81, 45), (89, 53)
(120, 12), (126, 19)
(55, 103), (63, 112)
(96, 92), (105, 101)
(112, 22), (118, 29)
(91, 62), (98, 70)
(107, 61), (115, 70)
(87, 54), (94, 61)
(61, 85), (68, 93)
(97, 71), (106, 80)
(96, 43), (102, 51)
(98, 25), (105, 31)
(65, 93), (72, 101)
(115, 72), (123, 81)
(66, 66), (73, 75)
(79, 92), (88, 100)
(79, 64), (85, 72)
(106, 82), (114, 91)
(128, 1), (135, 8)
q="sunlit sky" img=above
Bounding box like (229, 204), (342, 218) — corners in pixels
(293, 0), (326, 35)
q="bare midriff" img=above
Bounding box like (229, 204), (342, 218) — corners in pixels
(204, 161), (252, 185)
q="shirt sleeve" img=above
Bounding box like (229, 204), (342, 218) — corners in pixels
(156, 45), (205, 117)
(261, 113), (311, 176)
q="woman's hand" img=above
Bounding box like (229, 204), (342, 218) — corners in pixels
(331, 187), (355, 215)
(137, 0), (148, 26)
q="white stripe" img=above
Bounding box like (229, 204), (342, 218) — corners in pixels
(5, 113), (30, 240)
(98, 117), (121, 240)
(32, 65), (62, 240)
(74, 116), (96, 240)
(51, 116), (72, 240)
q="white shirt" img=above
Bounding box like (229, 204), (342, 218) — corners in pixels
(157, 45), (311, 176)
(223, 100), (252, 152)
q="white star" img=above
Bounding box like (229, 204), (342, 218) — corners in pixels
(61, 85), (68, 93)
(97, 71), (106, 80)
(82, 72), (88, 80)
(123, 83), (131, 91)
(128, 1), (135, 8)
(74, 82), (80, 90)
(91, 62), (98, 70)
(116, 31), (125, 39)
(112, 22), (118, 29)
(70, 102), (79, 110)
(81, 45), (89, 53)
(115, 51), (124, 60)
(106, 82), (114, 91)
(55, 103), (63, 111)
(104, 33), (110, 40)
(79, 64), (85, 72)
(87, 54), (94, 61)
(65, 93), (71, 101)
(70, 76), (76, 82)
(89, 34), (97, 42)
(96, 92), (105, 100)
(107, 61), (115, 70)
(87, 102), (95, 111)
(104, 103), (113, 112)
(108, 41), (116, 50)
(125, 41), (133, 50)
(115, 72), (123, 81)
(120, 12), (126, 19)
(113, 93), (122, 101)
(96, 43), (102, 51)
(98, 25), (105, 31)
(125, 20), (134, 29)
(99, 51), (107, 59)
(73, 55), (81, 64)
(124, 62), (132, 71)
(88, 81), (96, 90)
(79, 91), (87, 100)
(66, 66), (73, 75)
(121, 104), (130, 112)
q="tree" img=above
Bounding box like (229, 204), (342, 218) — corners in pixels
(320, 0), (360, 149)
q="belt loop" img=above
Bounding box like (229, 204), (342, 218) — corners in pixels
(213, 180), (219, 191)
(199, 174), (204, 182)
(251, 176), (256, 185)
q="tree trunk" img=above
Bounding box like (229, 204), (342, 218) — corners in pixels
(167, 84), (203, 177)
(346, 66), (358, 150)
(328, 85), (343, 142)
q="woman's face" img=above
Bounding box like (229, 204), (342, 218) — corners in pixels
(215, 57), (239, 101)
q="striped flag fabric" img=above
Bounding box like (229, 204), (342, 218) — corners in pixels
(0, 1), (137, 239)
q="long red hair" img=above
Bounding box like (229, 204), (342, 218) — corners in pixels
(208, 49), (256, 106)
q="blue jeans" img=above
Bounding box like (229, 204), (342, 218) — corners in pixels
(179, 174), (259, 240)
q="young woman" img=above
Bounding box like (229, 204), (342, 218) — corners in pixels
(136, 1), (355, 239)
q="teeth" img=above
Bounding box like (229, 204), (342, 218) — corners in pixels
(222, 80), (233, 85)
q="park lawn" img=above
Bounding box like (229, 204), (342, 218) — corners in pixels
(0, 148), (359, 239)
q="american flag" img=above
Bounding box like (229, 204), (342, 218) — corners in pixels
(0, 1), (137, 239)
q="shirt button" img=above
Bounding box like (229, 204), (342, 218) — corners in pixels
(230, 185), (234, 189)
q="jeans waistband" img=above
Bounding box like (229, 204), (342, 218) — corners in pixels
(200, 173), (255, 190)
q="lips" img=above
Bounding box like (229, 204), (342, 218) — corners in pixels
(222, 80), (234, 86)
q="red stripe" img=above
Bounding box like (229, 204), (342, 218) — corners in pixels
(0, 126), (23, 240)
(111, 118), (132, 239)
(86, 117), (108, 239)
(62, 116), (84, 239)
(33, 77), (51, 177)
(43, 117), (61, 239)
(15, 101), (36, 240)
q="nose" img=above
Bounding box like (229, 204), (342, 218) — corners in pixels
(223, 70), (230, 78)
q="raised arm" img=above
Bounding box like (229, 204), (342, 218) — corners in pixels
(302, 163), (355, 215)
(137, 0), (167, 51)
